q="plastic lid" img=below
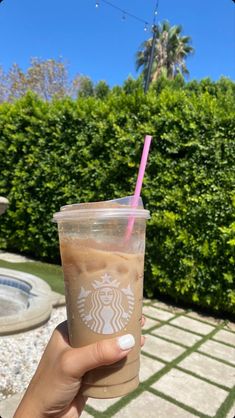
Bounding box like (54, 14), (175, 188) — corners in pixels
(52, 196), (150, 222)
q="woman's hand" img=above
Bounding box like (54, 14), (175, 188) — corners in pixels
(14, 321), (144, 418)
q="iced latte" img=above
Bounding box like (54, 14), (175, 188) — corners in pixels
(53, 197), (150, 398)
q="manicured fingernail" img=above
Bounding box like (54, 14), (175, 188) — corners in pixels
(118, 334), (135, 350)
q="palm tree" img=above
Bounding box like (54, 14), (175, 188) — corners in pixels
(136, 21), (194, 85)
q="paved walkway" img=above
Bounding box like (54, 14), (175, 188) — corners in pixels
(1, 300), (234, 418)
(0, 252), (234, 417)
(81, 301), (235, 418)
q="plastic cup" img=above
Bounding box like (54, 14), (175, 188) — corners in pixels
(53, 196), (150, 398)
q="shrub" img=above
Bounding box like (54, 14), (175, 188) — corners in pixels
(0, 78), (234, 315)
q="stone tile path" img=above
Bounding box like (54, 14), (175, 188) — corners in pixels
(83, 301), (235, 418)
(1, 300), (235, 418)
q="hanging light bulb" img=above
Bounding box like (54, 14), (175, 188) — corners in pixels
(144, 22), (148, 32)
(122, 11), (126, 21)
(95, 1), (99, 8)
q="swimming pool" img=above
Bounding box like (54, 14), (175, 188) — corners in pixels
(0, 268), (54, 335)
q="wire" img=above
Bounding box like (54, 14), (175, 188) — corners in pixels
(94, 0), (160, 32)
(152, 0), (159, 26)
(97, 0), (149, 25)
(95, 0), (160, 31)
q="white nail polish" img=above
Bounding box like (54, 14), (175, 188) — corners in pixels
(118, 334), (135, 350)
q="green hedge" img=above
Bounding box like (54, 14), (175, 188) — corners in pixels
(0, 78), (234, 315)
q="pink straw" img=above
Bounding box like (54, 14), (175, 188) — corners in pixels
(125, 135), (152, 241)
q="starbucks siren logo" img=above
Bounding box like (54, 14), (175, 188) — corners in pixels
(77, 273), (134, 334)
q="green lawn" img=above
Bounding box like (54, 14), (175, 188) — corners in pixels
(0, 259), (65, 295)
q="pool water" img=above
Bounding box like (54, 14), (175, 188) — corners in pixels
(0, 276), (32, 316)
(0, 298), (25, 316)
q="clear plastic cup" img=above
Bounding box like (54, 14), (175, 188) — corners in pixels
(53, 196), (150, 398)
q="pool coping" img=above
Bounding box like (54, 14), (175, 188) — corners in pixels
(0, 268), (65, 335)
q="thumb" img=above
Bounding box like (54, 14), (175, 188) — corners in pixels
(62, 334), (135, 379)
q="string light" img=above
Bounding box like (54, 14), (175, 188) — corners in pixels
(92, 0), (159, 32)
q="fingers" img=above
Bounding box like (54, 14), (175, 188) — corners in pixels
(61, 334), (136, 379)
(141, 335), (146, 347)
(55, 319), (146, 348)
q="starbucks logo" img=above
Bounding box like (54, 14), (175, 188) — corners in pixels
(77, 273), (134, 335)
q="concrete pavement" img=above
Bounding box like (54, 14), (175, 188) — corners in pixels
(1, 300), (235, 418)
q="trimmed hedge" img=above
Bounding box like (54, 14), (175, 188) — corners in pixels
(0, 78), (234, 315)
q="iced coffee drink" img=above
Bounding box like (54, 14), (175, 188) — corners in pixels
(53, 197), (150, 398)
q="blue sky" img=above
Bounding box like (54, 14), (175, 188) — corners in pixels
(0, 0), (234, 86)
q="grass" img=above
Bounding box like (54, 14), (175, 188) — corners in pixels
(0, 259), (65, 294)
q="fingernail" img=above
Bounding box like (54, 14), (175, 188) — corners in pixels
(118, 334), (135, 350)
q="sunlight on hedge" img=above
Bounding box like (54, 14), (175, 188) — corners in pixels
(0, 77), (234, 315)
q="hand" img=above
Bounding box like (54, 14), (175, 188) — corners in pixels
(14, 321), (144, 418)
